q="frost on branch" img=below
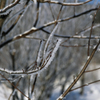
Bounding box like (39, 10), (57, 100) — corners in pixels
(42, 38), (62, 69)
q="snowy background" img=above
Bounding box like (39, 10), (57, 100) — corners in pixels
(50, 84), (100, 100)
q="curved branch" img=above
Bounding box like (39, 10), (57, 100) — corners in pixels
(70, 79), (100, 92)
(0, 0), (20, 13)
(39, 0), (92, 6)
(0, 7), (98, 48)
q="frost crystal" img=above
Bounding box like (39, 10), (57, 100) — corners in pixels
(44, 23), (59, 56)
(44, 39), (62, 69)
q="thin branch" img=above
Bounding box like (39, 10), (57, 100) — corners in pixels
(8, 77), (22, 100)
(24, 35), (100, 40)
(0, 0), (6, 31)
(1, 1), (30, 38)
(88, 6), (100, 56)
(0, 0), (20, 13)
(70, 79), (100, 92)
(24, 36), (42, 40)
(85, 67), (100, 73)
(0, 39), (62, 75)
(57, 40), (100, 100)
(77, 24), (100, 35)
(61, 44), (95, 48)
(39, 0), (92, 6)
(1, 34), (100, 49)
(0, 73), (30, 99)
(37, 40), (45, 68)
(33, 2), (40, 27)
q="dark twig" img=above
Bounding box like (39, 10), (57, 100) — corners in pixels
(8, 77), (22, 100)
(0, 0), (20, 13)
(87, 6), (100, 56)
(31, 74), (38, 94)
(70, 79), (100, 92)
(1, 0), (30, 38)
(0, 73), (30, 99)
(0, 7), (98, 48)
(33, 2), (40, 27)
(85, 67), (100, 73)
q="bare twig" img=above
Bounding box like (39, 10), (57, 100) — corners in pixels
(57, 40), (100, 100)
(88, 6), (100, 56)
(1, 0), (30, 38)
(0, 73), (30, 99)
(61, 44), (95, 48)
(8, 77), (22, 100)
(31, 74), (38, 94)
(0, 39), (62, 75)
(85, 67), (100, 73)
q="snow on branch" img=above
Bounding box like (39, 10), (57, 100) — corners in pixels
(0, 0), (20, 13)
(38, 0), (92, 6)
(0, 39), (62, 76)
(0, 7), (98, 48)
(44, 23), (59, 56)
(43, 39), (62, 69)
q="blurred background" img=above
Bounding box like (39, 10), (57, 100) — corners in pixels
(0, 0), (100, 100)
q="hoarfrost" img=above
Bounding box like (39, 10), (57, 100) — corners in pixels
(44, 23), (59, 56)
(44, 39), (62, 69)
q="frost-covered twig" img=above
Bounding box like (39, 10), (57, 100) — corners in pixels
(44, 23), (59, 56)
(31, 74), (38, 99)
(33, 1), (40, 27)
(0, 76), (21, 82)
(77, 24), (100, 35)
(42, 39), (62, 69)
(8, 77), (22, 100)
(39, 0), (92, 6)
(1, 1), (32, 38)
(37, 40), (45, 68)
(0, 39), (62, 75)
(0, 0), (20, 13)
